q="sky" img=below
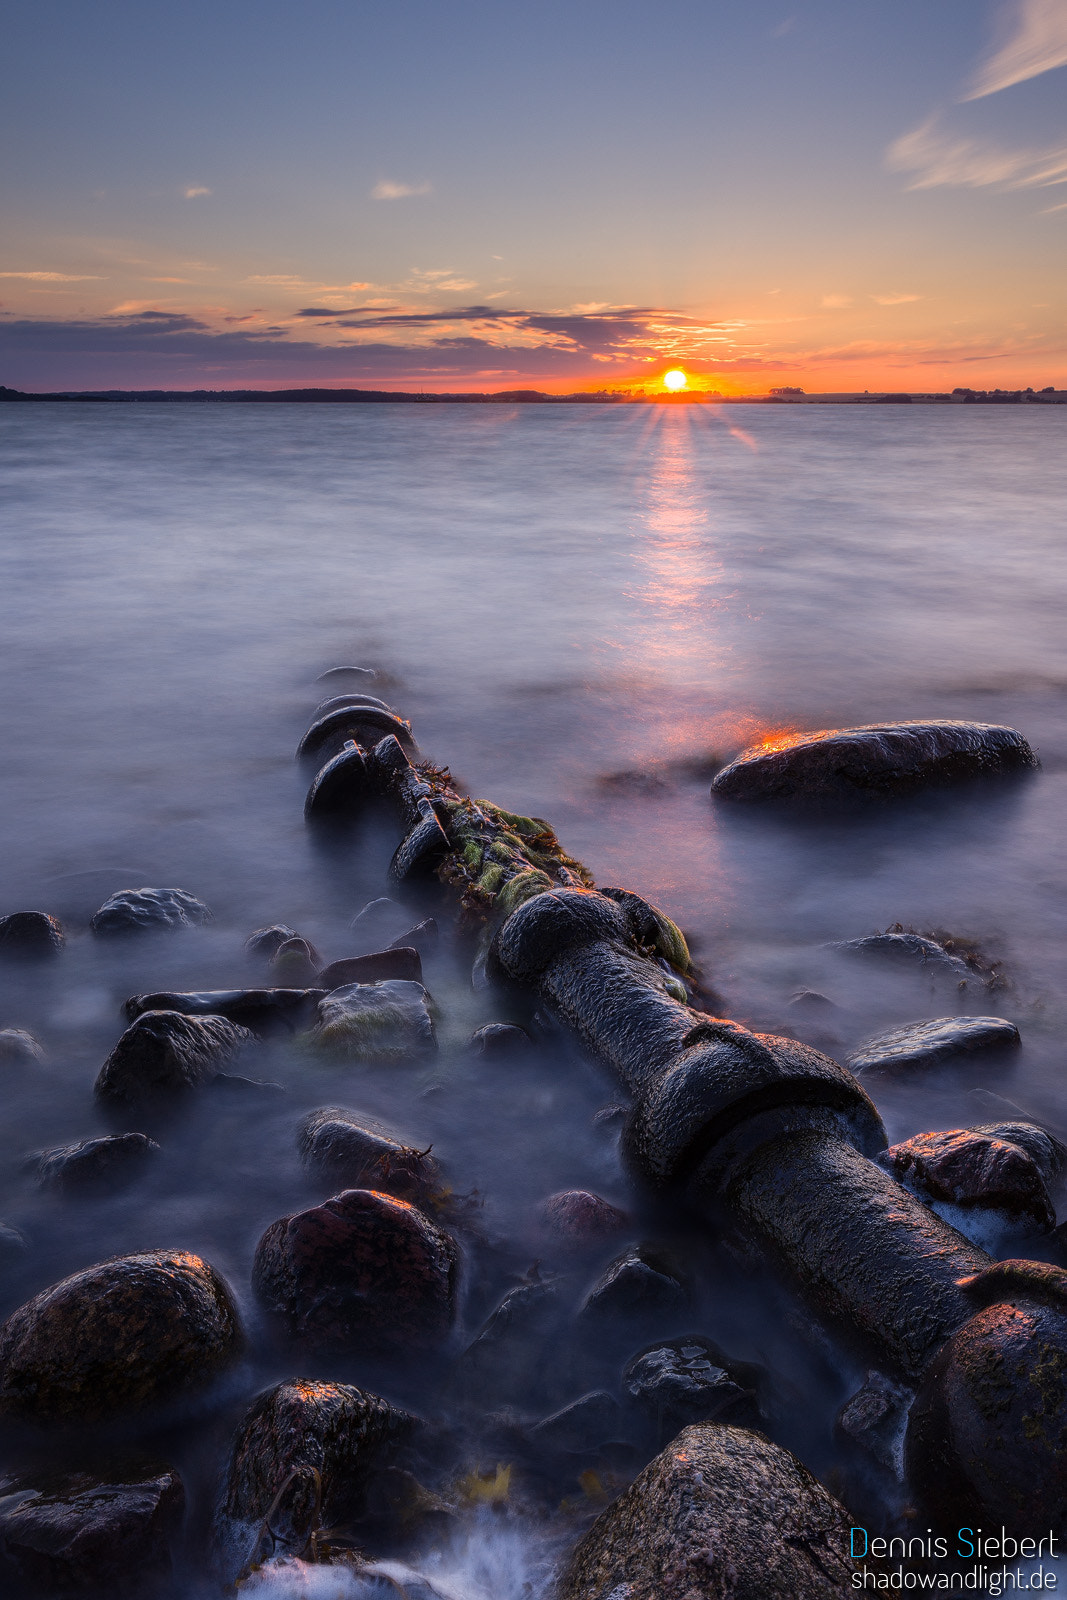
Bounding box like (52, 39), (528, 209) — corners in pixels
(1, 0), (1065, 394)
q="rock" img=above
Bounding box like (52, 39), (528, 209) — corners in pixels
(579, 1246), (688, 1324)
(786, 989), (838, 1014)
(561, 1423), (857, 1599)
(970, 1119), (1066, 1181)
(834, 931), (970, 977)
(298, 1107), (442, 1202)
(0, 1249), (243, 1423)
(835, 1370), (913, 1474)
(0, 911), (65, 958)
(318, 946), (423, 990)
(308, 981), (436, 1062)
(304, 743), (371, 820)
(31, 1132), (160, 1193)
(124, 989), (323, 1035)
(95, 1010), (254, 1103)
(883, 1127), (1055, 1233)
(539, 1191), (630, 1248)
(0, 1223), (27, 1264)
(0, 1461), (184, 1595)
(245, 923), (300, 958)
(252, 1189), (457, 1355)
(468, 1022), (532, 1057)
(90, 886), (212, 936)
(0, 1028), (45, 1066)
(710, 720), (1037, 801)
(456, 1278), (562, 1407)
(623, 1337), (762, 1439)
(388, 918), (438, 954)
(529, 1390), (622, 1455)
(268, 937), (321, 986)
(847, 1015), (1020, 1076)
(351, 897), (408, 944)
(218, 1379), (414, 1568)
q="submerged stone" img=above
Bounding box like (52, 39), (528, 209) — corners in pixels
(561, 1423), (856, 1599)
(0, 911), (65, 958)
(0, 1460), (184, 1595)
(529, 1389), (622, 1455)
(833, 931), (971, 977)
(970, 1119), (1066, 1180)
(298, 1107), (442, 1202)
(468, 1022), (532, 1057)
(884, 1127), (1055, 1232)
(308, 980), (436, 1062)
(95, 1010), (254, 1102)
(835, 1370), (913, 1474)
(710, 720), (1037, 801)
(579, 1246), (689, 1323)
(0, 1028), (45, 1066)
(245, 923), (300, 958)
(318, 946), (423, 989)
(268, 937), (321, 986)
(252, 1188), (457, 1355)
(124, 988), (323, 1035)
(623, 1337), (763, 1439)
(847, 1015), (1020, 1076)
(0, 1249), (243, 1423)
(298, 703), (418, 763)
(31, 1132), (160, 1194)
(539, 1190), (630, 1247)
(90, 886), (212, 935)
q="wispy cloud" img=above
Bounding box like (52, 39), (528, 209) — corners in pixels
(872, 292), (921, 305)
(964, 0), (1067, 99)
(371, 179), (432, 200)
(887, 115), (1067, 189)
(182, 185), (212, 199)
(0, 271), (106, 281)
(821, 294), (852, 308)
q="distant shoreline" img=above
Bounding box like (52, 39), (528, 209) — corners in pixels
(1, 383), (1064, 406)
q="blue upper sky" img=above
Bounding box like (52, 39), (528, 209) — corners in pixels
(2, 0), (1065, 390)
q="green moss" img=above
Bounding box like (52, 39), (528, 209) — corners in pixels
(496, 869), (554, 914)
(476, 863), (507, 896)
(652, 910), (691, 974)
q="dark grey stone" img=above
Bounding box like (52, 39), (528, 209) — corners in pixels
(95, 1011), (254, 1103)
(124, 989), (323, 1035)
(0, 911), (65, 958)
(623, 1337), (762, 1438)
(90, 887), (212, 936)
(847, 1015), (1020, 1076)
(833, 931), (970, 976)
(244, 924), (300, 958)
(579, 1247), (688, 1323)
(31, 1132), (160, 1193)
(529, 1390), (622, 1454)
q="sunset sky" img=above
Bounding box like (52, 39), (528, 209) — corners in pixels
(2, 0), (1065, 393)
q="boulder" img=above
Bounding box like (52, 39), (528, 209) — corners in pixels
(318, 947), (423, 990)
(468, 1022), (532, 1058)
(970, 1119), (1066, 1181)
(245, 923), (301, 959)
(883, 1127), (1055, 1232)
(529, 1390), (623, 1456)
(847, 1016), (1020, 1077)
(95, 1010), (254, 1103)
(252, 1189), (457, 1355)
(307, 981), (436, 1062)
(218, 1379), (414, 1568)
(561, 1423), (856, 1599)
(31, 1132), (160, 1193)
(123, 989), (323, 1035)
(0, 1249), (243, 1423)
(710, 720), (1036, 801)
(0, 911), (65, 958)
(455, 1277), (562, 1407)
(298, 1108), (441, 1202)
(833, 931), (970, 977)
(0, 1029), (45, 1066)
(835, 1370), (913, 1473)
(0, 1223), (27, 1264)
(539, 1191), (630, 1248)
(579, 1246), (688, 1324)
(623, 1337), (763, 1440)
(388, 918), (438, 954)
(0, 1461), (184, 1595)
(268, 938), (321, 986)
(90, 887), (212, 935)
(351, 898), (409, 945)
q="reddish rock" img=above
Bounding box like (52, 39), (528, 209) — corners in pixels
(252, 1189), (457, 1355)
(539, 1190), (630, 1247)
(885, 1127), (1055, 1232)
(298, 1107), (441, 1203)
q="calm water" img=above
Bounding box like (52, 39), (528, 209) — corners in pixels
(1, 401), (1066, 1595)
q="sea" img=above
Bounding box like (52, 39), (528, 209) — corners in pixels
(0, 400), (1065, 1597)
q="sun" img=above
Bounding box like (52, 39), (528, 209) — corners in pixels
(663, 368), (688, 392)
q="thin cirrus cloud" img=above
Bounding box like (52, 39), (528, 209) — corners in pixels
(871, 292), (921, 305)
(0, 271), (106, 281)
(887, 116), (1067, 190)
(963, 0), (1067, 99)
(371, 179), (432, 200)
(182, 186), (212, 199)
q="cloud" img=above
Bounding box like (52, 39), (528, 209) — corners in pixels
(182, 186), (212, 199)
(372, 179), (432, 200)
(821, 295), (852, 308)
(871, 292), (921, 305)
(887, 114), (1067, 189)
(0, 271), (105, 281)
(964, 0), (1067, 99)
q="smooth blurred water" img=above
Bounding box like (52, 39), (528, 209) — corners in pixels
(1, 400), (1066, 1593)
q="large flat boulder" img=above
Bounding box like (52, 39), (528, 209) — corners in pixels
(711, 720), (1036, 801)
(847, 1015), (1020, 1077)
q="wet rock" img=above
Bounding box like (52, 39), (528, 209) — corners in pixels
(623, 1337), (762, 1440)
(90, 886), (212, 935)
(124, 988), (323, 1035)
(0, 1223), (27, 1264)
(787, 989), (838, 1014)
(561, 1422), (856, 1599)
(579, 1246), (689, 1324)
(593, 1104), (629, 1127)
(468, 1022), (532, 1057)
(319, 946), (423, 990)
(710, 720), (1037, 802)
(847, 1015), (1020, 1077)
(245, 923), (300, 959)
(835, 1370), (913, 1474)
(351, 897), (410, 946)
(539, 1191), (630, 1248)
(0, 1249), (243, 1423)
(0, 1029), (45, 1066)
(304, 742), (371, 820)
(883, 1127), (1055, 1233)
(218, 1379), (415, 1568)
(31, 1132), (160, 1194)
(0, 1460), (184, 1595)
(970, 1119), (1066, 1181)
(308, 981), (436, 1062)
(456, 1277), (562, 1406)
(269, 937), (321, 986)
(389, 918), (439, 954)
(298, 1107), (442, 1202)
(529, 1389), (622, 1455)
(252, 1189), (457, 1355)
(834, 931), (970, 977)
(0, 911), (65, 958)
(95, 1010), (254, 1103)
